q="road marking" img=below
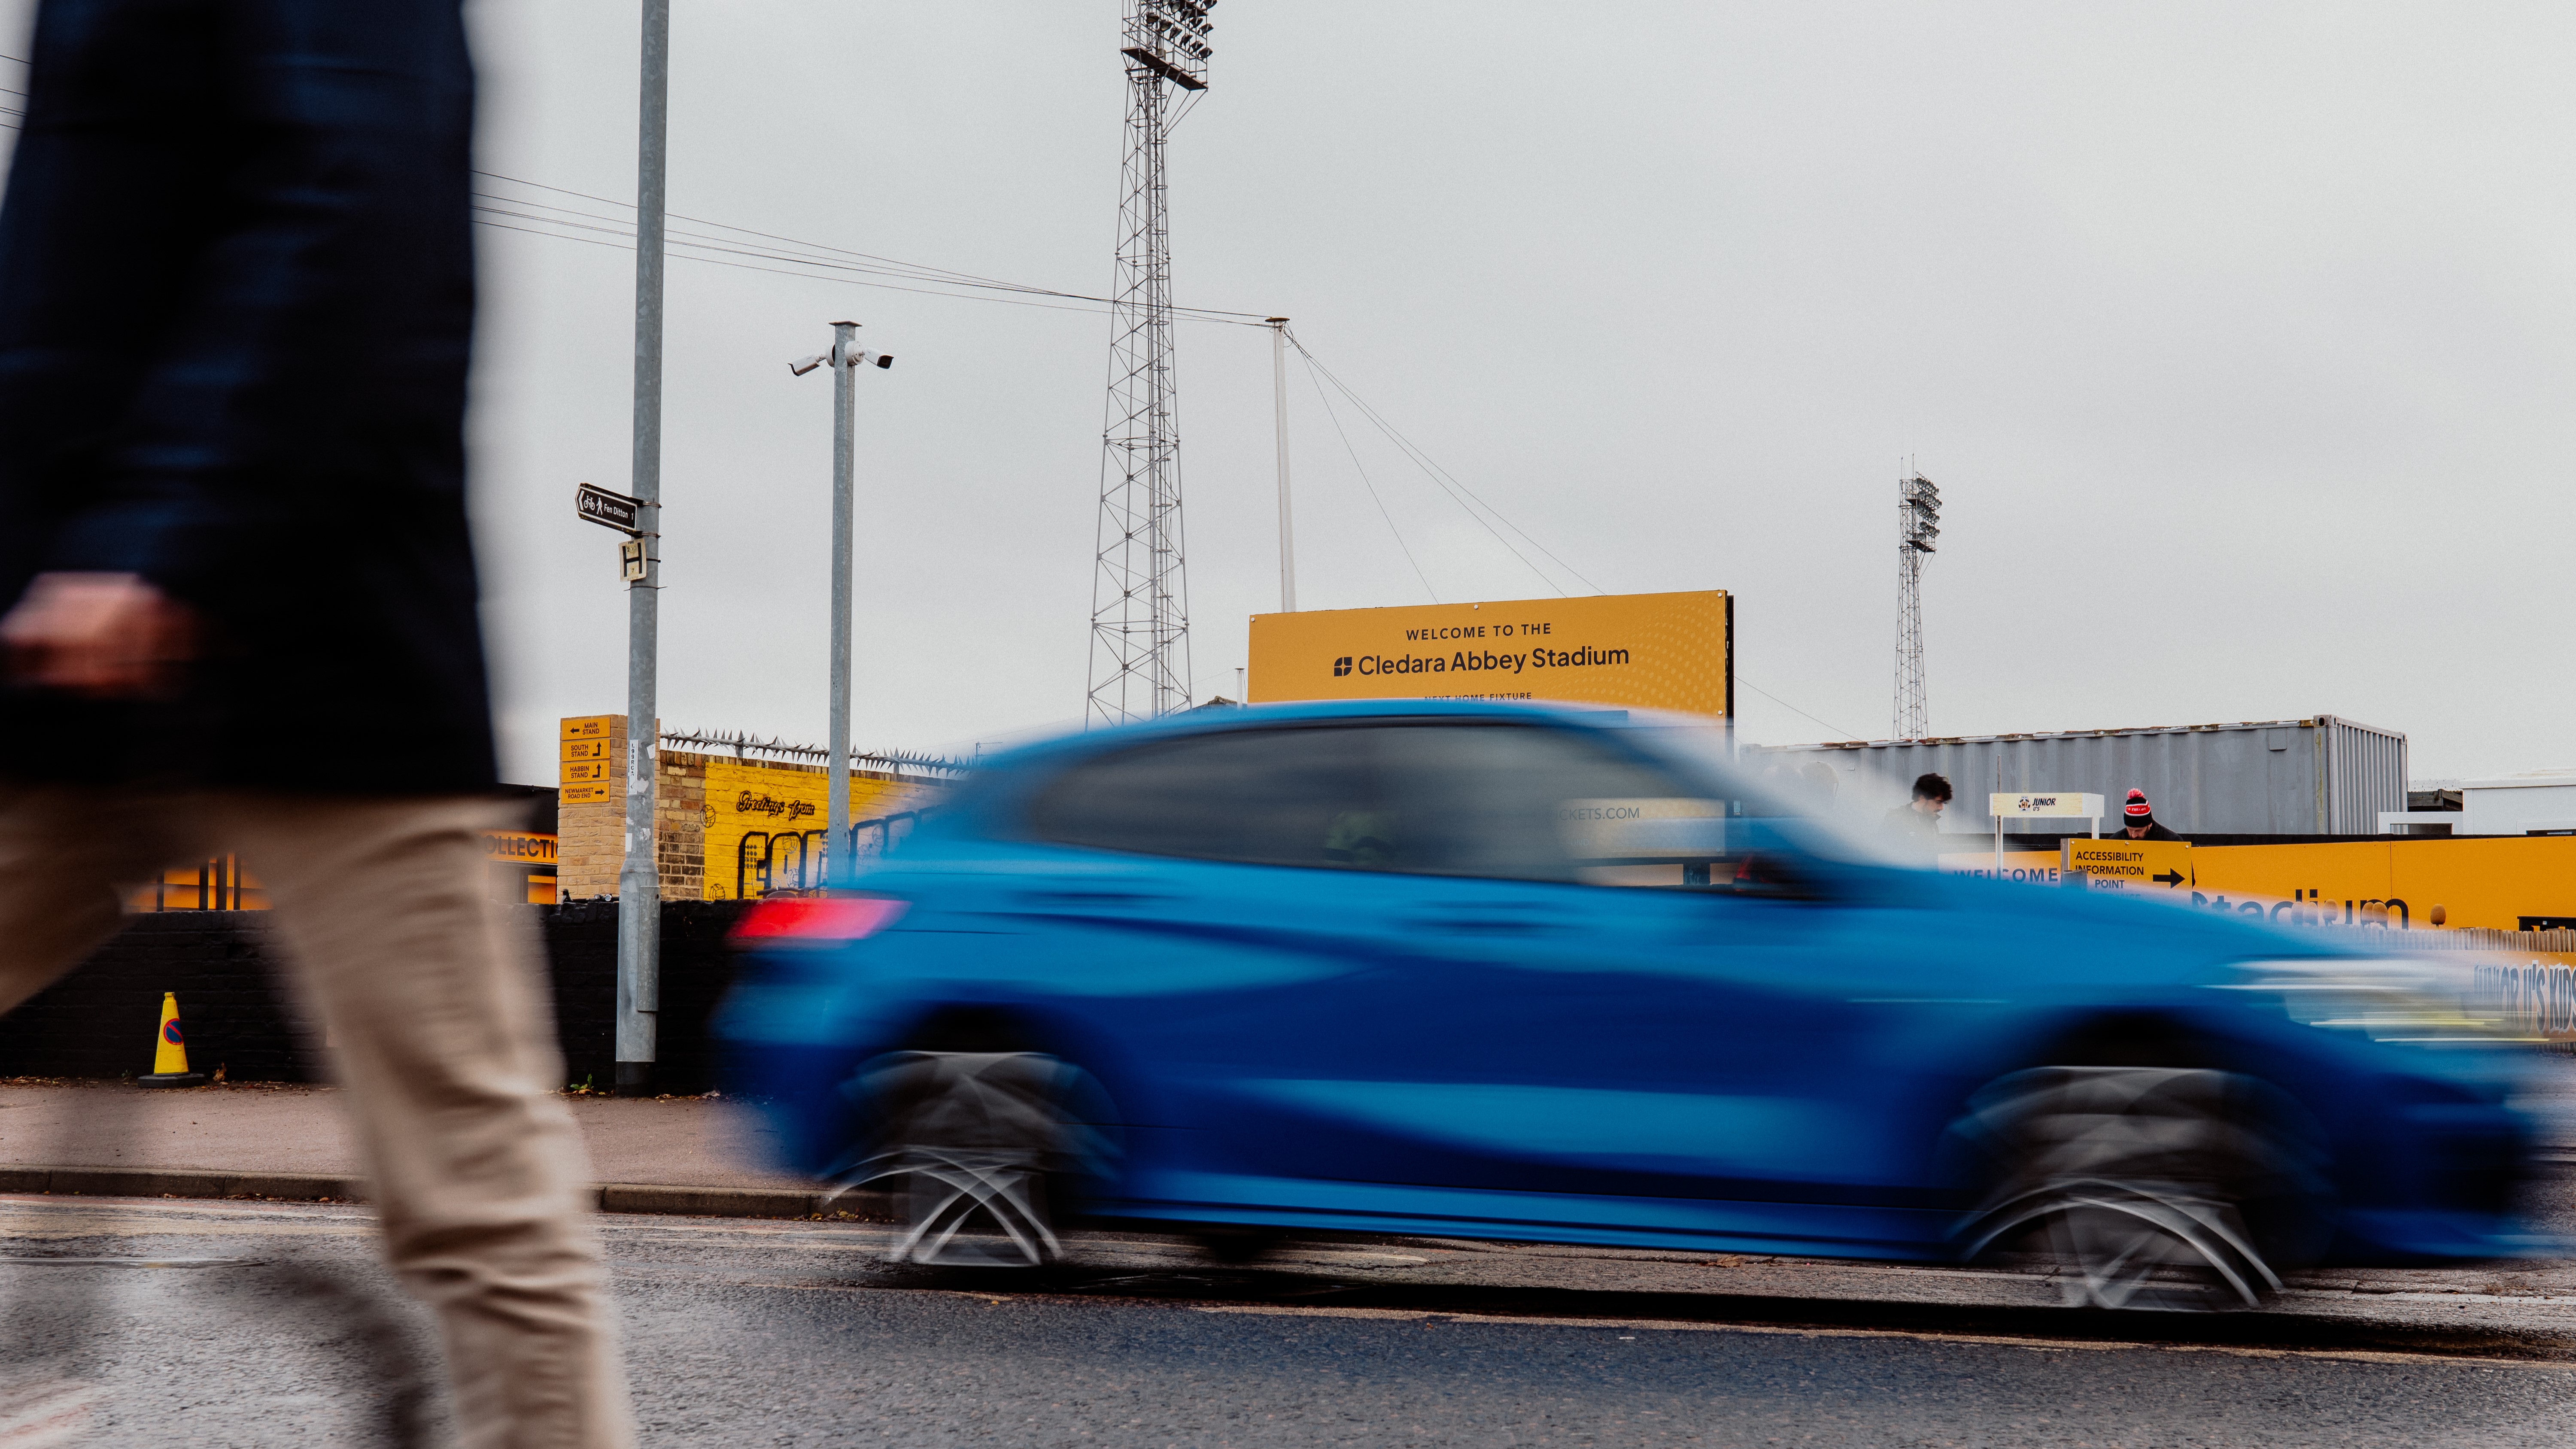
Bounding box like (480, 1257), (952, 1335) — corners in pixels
(0, 1256), (261, 1268)
(1182, 1303), (2576, 1369)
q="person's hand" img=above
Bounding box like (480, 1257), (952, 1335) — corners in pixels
(0, 571), (198, 698)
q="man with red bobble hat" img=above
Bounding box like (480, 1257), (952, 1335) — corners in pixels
(2115, 789), (2182, 841)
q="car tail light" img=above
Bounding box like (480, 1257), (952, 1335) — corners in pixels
(730, 896), (908, 947)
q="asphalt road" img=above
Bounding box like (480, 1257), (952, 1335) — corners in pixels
(7, 1193), (2576, 1448)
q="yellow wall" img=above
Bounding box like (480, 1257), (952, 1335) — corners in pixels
(701, 757), (939, 900)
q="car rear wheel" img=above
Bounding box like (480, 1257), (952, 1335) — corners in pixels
(851, 1050), (1116, 1268)
(1950, 1066), (2330, 1312)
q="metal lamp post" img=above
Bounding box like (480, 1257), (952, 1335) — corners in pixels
(791, 324), (894, 887)
(614, 0), (671, 1098)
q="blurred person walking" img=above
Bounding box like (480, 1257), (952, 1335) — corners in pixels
(0, 1), (633, 1444)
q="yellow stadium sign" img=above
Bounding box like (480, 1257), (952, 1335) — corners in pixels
(1247, 590), (1732, 715)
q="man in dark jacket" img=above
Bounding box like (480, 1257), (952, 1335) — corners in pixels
(0, 2), (632, 1442)
(1881, 772), (1953, 854)
(2115, 789), (2184, 841)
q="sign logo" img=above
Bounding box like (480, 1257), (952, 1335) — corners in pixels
(1332, 656), (1352, 677)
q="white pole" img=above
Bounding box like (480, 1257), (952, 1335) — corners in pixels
(1269, 317), (1295, 613)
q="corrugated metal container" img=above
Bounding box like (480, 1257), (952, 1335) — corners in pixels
(1745, 716), (2406, 837)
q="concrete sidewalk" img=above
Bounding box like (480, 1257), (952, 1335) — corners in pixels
(0, 1077), (840, 1216)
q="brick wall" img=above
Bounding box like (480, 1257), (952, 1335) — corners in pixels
(655, 751), (708, 901)
(0, 914), (324, 1082)
(558, 733), (718, 904)
(0, 902), (751, 1094)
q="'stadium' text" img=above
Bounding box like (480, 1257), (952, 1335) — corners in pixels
(1346, 645), (1630, 677)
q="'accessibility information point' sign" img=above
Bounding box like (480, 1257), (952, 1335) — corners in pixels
(2063, 837), (2193, 892)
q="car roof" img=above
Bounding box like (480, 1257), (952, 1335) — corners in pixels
(975, 699), (1694, 775)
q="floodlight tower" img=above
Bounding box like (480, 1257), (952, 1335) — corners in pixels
(1894, 470), (1941, 739)
(1086, 0), (1217, 724)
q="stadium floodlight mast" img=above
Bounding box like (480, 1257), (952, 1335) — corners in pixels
(1894, 470), (1941, 741)
(792, 322), (894, 887)
(1087, 0), (1220, 725)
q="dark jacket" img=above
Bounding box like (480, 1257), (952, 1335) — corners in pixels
(1881, 802), (1946, 855)
(2115, 821), (2183, 842)
(0, 0), (494, 792)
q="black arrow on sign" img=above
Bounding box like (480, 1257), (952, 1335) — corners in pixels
(2152, 869), (2186, 886)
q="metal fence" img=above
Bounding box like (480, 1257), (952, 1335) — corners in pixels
(2348, 927), (2576, 1040)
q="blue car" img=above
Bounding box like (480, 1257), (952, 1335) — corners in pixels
(717, 701), (2537, 1310)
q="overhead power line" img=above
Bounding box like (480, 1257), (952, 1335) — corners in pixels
(468, 169), (1272, 328)
(1297, 350), (1439, 605)
(1283, 331), (1604, 597)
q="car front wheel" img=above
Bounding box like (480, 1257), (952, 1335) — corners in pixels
(1950, 1065), (2330, 1311)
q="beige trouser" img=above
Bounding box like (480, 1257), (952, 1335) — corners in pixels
(0, 781), (635, 1449)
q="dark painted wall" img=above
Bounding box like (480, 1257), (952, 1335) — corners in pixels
(0, 902), (750, 1093)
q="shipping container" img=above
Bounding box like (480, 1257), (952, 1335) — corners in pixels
(1744, 716), (2406, 837)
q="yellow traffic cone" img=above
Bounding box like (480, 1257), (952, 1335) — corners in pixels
(137, 991), (206, 1088)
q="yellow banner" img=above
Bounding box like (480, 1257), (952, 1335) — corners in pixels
(1939, 849), (2066, 887)
(1248, 590), (1731, 716)
(1940, 835), (2576, 936)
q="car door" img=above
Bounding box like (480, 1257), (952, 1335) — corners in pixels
(1208, 720), (1905, 1222)
(1001, 723), (1427, 1206)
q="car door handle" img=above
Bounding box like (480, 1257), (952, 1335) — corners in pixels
(1015, 887), (1176, 911)
(1400, 905), (1571, 936)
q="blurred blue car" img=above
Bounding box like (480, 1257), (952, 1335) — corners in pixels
(717, 701), (2537, 1309)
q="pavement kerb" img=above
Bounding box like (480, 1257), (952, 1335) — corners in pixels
(0, 1165), (893, 1221)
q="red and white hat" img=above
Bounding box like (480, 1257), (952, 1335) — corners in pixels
(2124, 789), (2152, 822)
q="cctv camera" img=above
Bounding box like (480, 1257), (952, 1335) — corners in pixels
(789, 354), (827, 377)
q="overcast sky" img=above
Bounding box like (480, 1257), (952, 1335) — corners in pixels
(15, 3), (2574, 785)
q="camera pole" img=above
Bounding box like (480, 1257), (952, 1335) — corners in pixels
(827, 321), (857, 887)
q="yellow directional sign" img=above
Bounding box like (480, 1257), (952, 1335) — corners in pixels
(2064, 837), (2193, 893)
(561, 715), (620, 806)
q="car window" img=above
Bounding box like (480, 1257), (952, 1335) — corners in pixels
(1373, 724), (1737, 887)
(1027, 726), (1384, 869)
